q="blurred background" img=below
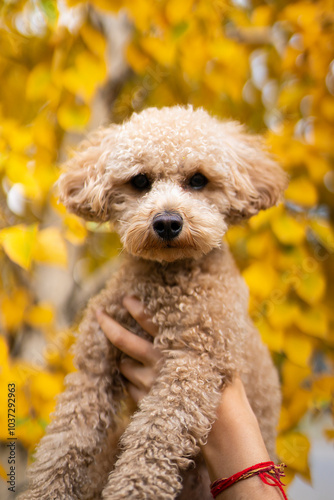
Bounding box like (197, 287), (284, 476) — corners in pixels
(0, 0), (333, 498)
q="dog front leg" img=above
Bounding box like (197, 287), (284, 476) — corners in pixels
(101, 353), (226, 500)
(19, 363), (125, 499)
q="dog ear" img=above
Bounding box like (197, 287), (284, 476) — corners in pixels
(57, 126), (117, 222)
(220, 122), (288, 223)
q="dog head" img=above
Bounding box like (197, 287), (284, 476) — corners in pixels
(58, 106), (287, 262)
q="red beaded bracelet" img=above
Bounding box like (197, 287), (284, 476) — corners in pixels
(210, 461), (287, 499)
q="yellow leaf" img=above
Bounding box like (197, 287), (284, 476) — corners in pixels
(271, 213), (305, 245)
(11, 361), (37, 388)
(225, 225), (249, 246)
(283, 2), (318, 29)
(305, 154), (330, 182)
(285, 176), (318, 207)
(205, 41), (248, 100)
(284, 332), (313, 367)
(267, 129), (310, 170)
(286, 388), (311, 429)
(16, 418), (46, 450)
(165, 0), (193, 25)
(276, 245), (308, 273)
(30, 372), (64, 403)
(205, 64), (244, 100)
(140, 36), (176, 66)
(242, 261), (278, 298)
(62, 52), (106, 101)
(310, 219), (334, 253)
(50, 193), (67, 216)
(0, 289), (30, 331)
(312, 375), (334, 408)
(126, 43), (150, 74)
(251, 5), (272, 26)
(29, 371), (63, 422)
(296, 270), (326, 304)
(282, 360), (311, 400)
(294, 307), (328, 338)
(33, 227), (68, 267)
(31, 113), (57, 152)
(25, 303), (54, 327)
(209, 38), (248, 74)
(0, 224), (38, 270)
(45, 329), (75, 372)
(314, 124), (334, 153)
(127, 0), (164, 31)
(148, 82), (176, 108)
(57, 101), (90, 131)
(268, 301), (300, 330)
(64, 214), (87, 245)
(1, 120), (33, 152)
(257, 320), (284, 352)
(246, 231), (274, 258)
(248, 206), (278, 230)
(277, 432), (310, 477)
(38, 400), (58, 423)
(180, 33), (208, 79)
(34, 161), (59, 198)
(278, 83), (305, 111)
(26, 63), (54, 101)
(320, 96), (334, 121)
(63, 352), (75, 373)
(80, 23), (107, 59)
(5, 153), (41, 199)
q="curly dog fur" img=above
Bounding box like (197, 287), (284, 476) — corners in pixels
(20, 106), (287, 500)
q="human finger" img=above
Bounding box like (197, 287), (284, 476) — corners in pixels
(96, 310), (160, 365)
(122, 296), (159, 337)
(119, 358), (156, 393)
(127, 384), (146, 405)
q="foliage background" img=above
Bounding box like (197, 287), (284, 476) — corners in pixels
(0, 0), (333, 494)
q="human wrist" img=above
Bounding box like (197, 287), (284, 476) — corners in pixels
(201, 379), (271, 482)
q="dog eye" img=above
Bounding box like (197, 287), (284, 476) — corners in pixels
(131, 174), (150, 190)
(189, 173), (208, 190)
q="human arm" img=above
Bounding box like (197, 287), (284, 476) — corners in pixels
(201, 377), (283, 499)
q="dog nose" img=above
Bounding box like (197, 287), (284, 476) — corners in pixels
(153, 212), (183, 240)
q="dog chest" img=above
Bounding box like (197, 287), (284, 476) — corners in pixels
(90, 247), (250, 359)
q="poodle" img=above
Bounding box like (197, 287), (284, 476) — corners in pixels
(20, 106), (287, 500)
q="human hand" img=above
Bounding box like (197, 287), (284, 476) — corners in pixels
(96, 296), (163, 404)
(201, 376), (270, 479)
(201, 377), (284, 500)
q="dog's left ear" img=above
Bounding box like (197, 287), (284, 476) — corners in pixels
(220, 122), (288, 222)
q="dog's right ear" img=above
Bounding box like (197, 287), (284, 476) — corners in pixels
(57, 126), (117, 222)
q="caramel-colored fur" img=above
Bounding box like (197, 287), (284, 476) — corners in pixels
(20, 106), (287, 500)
